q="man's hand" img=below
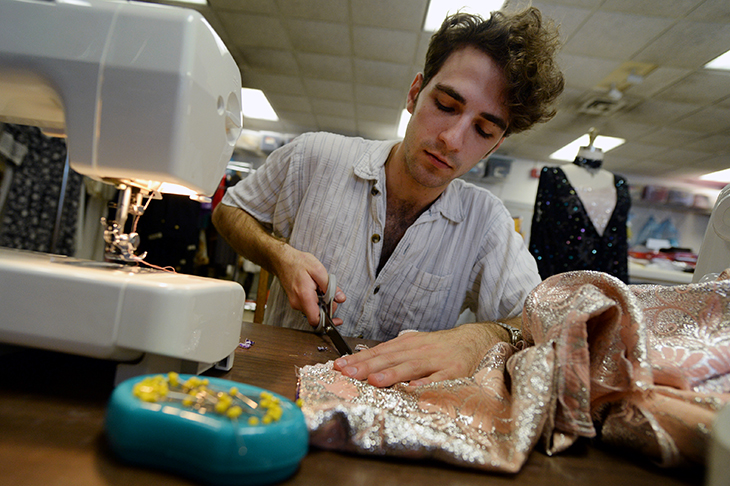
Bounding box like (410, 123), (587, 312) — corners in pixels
(212, 204), (345, 326)
(332, 321), (514, 387)
(272, 244), (346, 327)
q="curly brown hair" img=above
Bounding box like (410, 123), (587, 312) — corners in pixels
(422, 7), (564, 136)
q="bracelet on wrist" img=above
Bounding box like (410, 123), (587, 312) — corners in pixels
(491, 321), (523, 346)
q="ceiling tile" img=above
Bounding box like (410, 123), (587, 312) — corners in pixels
(316, 114), (358, 133)
(686, 0), (730, 22)
(274, 0), (349, 22)
(601, 157), (636, 173)
(627, 66), (691, 98)
(267, 93), (313, 113)
(208, 0), (277, 14)
(285, 19), (351, 56)
(562, 11), (675, 60)
(354, 59), (413, 88)
(609, 141), (668, 160)
(353, 26), (419, 63)
(654, 71), (730, 105)
(302, 78), (354, 101)
(718, 97), (730, 110)
(355, 84), (407, 109)
(514, 0), (604, 8)
(296, 52), (353, 81)
(239, 47), (299, 74)
(531, 2), (593, 40)
(652, 148), (712, 165)
(624, 159), (674, 175)
(357, 120), (399, 141)
(413, 31), (431, 68)
(244, 117), (290, 133)
(697, 155), (730, 172)
(311, 98), (356, 118)
(351, 0), (427, 31)
(218, 13), (291, 49)
(672, 106), (730, 134)
(634, 20), (730, 69)
(589, 118), (657, 140)
(621, 99), (698, 126)
(599, 0), (703, 18)
(637, 126), (702, 148)
(275, 110), (318, 127)
(685, 133), (730, 153)
(242, 72), (306, 96)
(356, 104), (401, 124)
(558, 54), (623, 90)
(514, 128), (578, 150)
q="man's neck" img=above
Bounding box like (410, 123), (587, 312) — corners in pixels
(384, 142), (444, 214)
(376, 143), (443, 275)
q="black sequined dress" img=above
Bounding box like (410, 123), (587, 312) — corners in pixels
(529, 166), (631, 283)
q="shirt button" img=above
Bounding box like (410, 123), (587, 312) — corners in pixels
(371, 187), (379, 196)
(371, 234), (381, 243)
(373, 286), (380, 294)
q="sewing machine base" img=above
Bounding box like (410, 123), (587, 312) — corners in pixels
(0, 248), (244, 383)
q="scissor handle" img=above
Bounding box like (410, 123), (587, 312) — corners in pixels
(323, 274), (336, 312)
(316, 274), (336, 333)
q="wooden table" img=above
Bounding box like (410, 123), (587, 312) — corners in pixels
(0, 322), (705, 486)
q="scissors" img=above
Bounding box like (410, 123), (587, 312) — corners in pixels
(316, 274), (353, 356)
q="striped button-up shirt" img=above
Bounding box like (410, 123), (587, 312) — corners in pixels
(222, 132), (541, 341)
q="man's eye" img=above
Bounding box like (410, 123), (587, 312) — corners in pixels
(476, 126), (492, 139)
(435, 99), (454, 112)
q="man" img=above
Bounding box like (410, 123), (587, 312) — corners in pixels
(213, 8), (564, 388)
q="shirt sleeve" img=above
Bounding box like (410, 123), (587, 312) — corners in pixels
(463, 191), (542, 323)
(220, 134), (312, 240)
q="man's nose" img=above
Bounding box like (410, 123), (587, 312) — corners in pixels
(439, 116), (470, 152)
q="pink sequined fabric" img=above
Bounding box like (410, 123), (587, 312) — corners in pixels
(297, 270), (730, 472)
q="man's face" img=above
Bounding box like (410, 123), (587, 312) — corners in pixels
(402, 46), (508, 191)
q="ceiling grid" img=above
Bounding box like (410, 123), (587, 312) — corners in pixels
(148, 0), (730, 182)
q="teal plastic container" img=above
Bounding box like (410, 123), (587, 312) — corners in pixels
(105, 374), (309, 485)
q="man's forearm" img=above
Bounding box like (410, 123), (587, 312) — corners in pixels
(212, 203), (336, 326)
(475, 315), (523, 346)
(457, 315), (523, 352)
(211, 203), (286, 274)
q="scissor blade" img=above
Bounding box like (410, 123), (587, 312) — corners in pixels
(322, 313), (353, 356)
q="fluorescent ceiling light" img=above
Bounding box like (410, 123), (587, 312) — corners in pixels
(174, 0), (208, 5)
(549, 134), (625, 161)
(700, 168), (730, 184)
(704, 49), (730, 71)
(423, 0), (505, 31)
(241, 88), (279, 122)
(397, 109), (411, 138)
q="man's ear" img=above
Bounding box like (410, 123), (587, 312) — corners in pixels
(406, 73), (424, 114)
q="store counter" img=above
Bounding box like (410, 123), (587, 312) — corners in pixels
(629, 261), (694, 285)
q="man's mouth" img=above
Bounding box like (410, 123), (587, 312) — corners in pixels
(426, 150), (452, 170)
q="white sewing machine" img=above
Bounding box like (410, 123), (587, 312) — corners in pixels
(0, 0), (245, 382)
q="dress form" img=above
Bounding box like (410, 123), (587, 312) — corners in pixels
(529, 134), (631, 283)
(561, 145), (616, 236)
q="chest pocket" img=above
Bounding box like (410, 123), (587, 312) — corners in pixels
(376, 263), (455, 338)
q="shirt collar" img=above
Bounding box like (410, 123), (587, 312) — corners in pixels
(428, 181), (465, 224)
(353, 139), (466, 224)
(353, 139), (399, 180)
